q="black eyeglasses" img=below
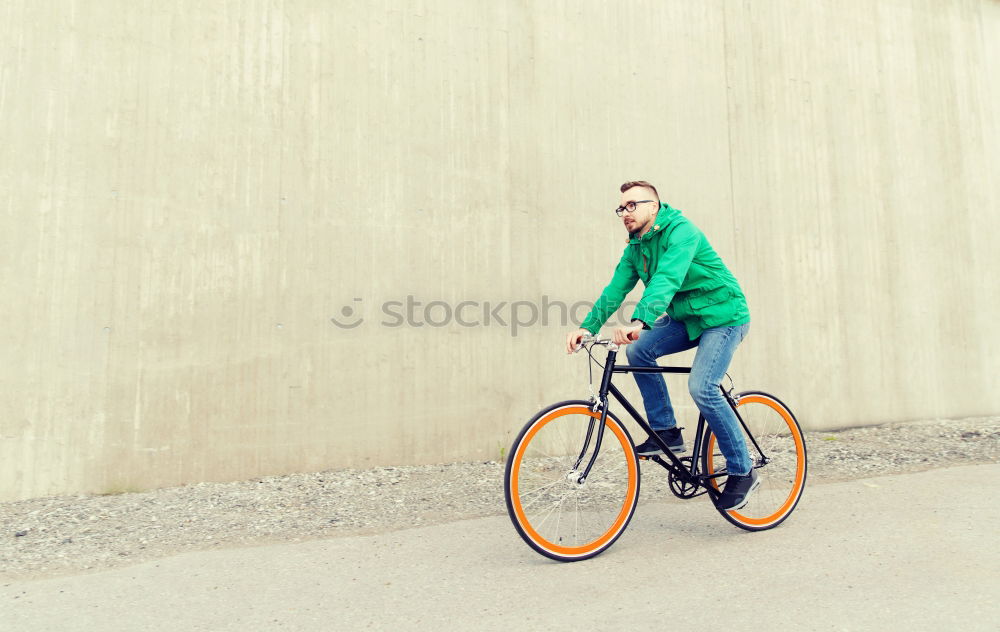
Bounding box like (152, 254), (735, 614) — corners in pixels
(615, 200), (654, 217)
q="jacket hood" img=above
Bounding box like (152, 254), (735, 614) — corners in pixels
(627, 202), (682, 244)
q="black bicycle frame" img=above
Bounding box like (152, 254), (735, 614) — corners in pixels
(577, 347), (741, 501)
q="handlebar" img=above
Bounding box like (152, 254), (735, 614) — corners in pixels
(576, 327), (643, 349)
(574, 334), (620, 353)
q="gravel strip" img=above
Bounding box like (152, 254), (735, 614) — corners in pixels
(2, 416), (997, 580)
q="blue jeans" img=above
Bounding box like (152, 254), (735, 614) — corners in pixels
(624, 316), (752, 476)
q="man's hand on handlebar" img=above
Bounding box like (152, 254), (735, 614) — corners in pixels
(566, 328), (591, 354)
(612, 324), (643, 346)
(566, 325), (642, 353)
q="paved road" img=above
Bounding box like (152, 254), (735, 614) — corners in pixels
(2, 464), (998, 631)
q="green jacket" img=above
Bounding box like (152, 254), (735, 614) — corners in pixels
(581, 203), (750, 340)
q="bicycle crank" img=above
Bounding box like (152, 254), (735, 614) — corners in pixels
(667, 457), (702, 499)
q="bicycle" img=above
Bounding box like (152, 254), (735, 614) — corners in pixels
(503, 334), (807, 562)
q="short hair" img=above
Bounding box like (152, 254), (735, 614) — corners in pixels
(620, 180), (659, 200)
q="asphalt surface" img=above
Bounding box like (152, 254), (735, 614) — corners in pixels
(2, 464), (998, 631)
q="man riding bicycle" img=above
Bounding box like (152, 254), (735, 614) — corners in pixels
(565, 180), (758, 511)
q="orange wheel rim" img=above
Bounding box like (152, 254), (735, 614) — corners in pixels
(510, 406), (638, 556)
(706, 395), (805, 526)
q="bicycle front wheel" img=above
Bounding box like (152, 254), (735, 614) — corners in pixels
(701, 391), (807, 531)
(504, 401), (640, 562)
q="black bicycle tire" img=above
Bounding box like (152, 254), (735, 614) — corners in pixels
(504, 400), (641, 562)
(700, 390), (807, 531)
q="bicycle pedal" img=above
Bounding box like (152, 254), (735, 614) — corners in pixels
(638, 455), (649, 461)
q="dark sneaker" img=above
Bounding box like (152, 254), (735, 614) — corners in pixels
(634, 428), (685, 456)
(716, 468), (760, 511)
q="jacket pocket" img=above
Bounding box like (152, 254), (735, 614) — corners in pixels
(687, 286), (733, 310)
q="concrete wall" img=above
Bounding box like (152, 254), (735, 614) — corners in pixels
(2, 0), (998, 500)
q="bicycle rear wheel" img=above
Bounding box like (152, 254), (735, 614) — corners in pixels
(504, 400), (640, 562)
(701, 391), (807, 531)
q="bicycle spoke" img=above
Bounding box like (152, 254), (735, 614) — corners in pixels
(518, 478), (563, 499)
(533, 492), (570, 533)
(553, 495), (565, 544)
(574, 489), (580, 545)
(581, 460), (627, 486)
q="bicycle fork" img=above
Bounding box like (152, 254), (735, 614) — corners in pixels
(571, 348), (620, 483)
